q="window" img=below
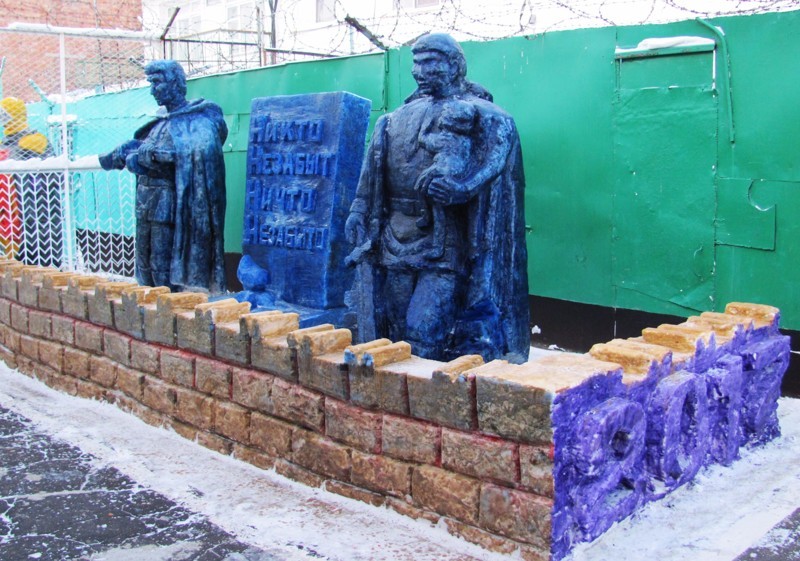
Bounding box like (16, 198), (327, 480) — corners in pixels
(316, 0), (335, 22)
(174, 14), (201, 36)
(397, 0), (441, 8)
(173, 15), (203, 61)
(227, 3), (256, 29)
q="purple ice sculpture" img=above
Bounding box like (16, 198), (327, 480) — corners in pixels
(568, 397), (647, 540)
(645, 371), (711, 499)
(703, 354), (744, 466)
(739, 335), (790, 445)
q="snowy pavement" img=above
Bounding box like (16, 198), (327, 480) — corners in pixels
(0, 404), (276, 561)
(0, 363), (799, 561)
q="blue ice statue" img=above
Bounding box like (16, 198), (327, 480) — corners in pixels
(100, 60), (228, 293)
(237, 92), (371, 325)
(345, 33), (530, 363)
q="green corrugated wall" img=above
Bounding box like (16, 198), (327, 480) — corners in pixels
(62, 9), (800, 330)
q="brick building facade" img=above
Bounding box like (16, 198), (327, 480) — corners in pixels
(0, 0), (143, 102)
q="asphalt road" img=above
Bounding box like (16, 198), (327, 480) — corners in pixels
(0, 404), (279, 561)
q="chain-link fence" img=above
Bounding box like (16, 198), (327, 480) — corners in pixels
(0, 19), (336, 279)
(0, 27), (158, 278)
(162, 33), (331, 76)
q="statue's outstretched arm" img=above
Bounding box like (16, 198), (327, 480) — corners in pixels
(98, 139), (142, 171)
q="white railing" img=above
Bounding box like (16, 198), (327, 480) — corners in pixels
(0, 24), (152, 280)
(0, 156), (136, 278)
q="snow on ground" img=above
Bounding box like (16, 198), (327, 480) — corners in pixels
(0, 362), (799, 561)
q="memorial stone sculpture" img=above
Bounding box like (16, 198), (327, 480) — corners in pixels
(100, 60), (228, 293)
(237, 92), (371, 325)
(345, 33), (529, 362)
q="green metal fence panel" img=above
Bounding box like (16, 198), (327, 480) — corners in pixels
(43, 9), (800, 330)
(612, 86), (717, 316)
(708, 13), (800, 328)
(486, 31), (620, 307)
(612, 11), (800, 327)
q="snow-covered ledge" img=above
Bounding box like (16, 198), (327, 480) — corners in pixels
(615, 36), (716, 59)
(0, 154), (102, 172)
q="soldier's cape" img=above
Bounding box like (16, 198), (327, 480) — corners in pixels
(134, 99), (228, 293)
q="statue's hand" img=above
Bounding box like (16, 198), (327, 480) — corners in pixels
(125, 152), (146, 175)
(415, 168), (437, 193)
(427, 176), (469, 205)
(137, 144), (156, 167)
(118, 139), (142, 158)
(99, 139), (142, 170)
(137, 143), (175, 167)
(345, 212), (366, 244)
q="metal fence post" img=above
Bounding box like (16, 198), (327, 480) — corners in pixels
(58, 31), (75, 271)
